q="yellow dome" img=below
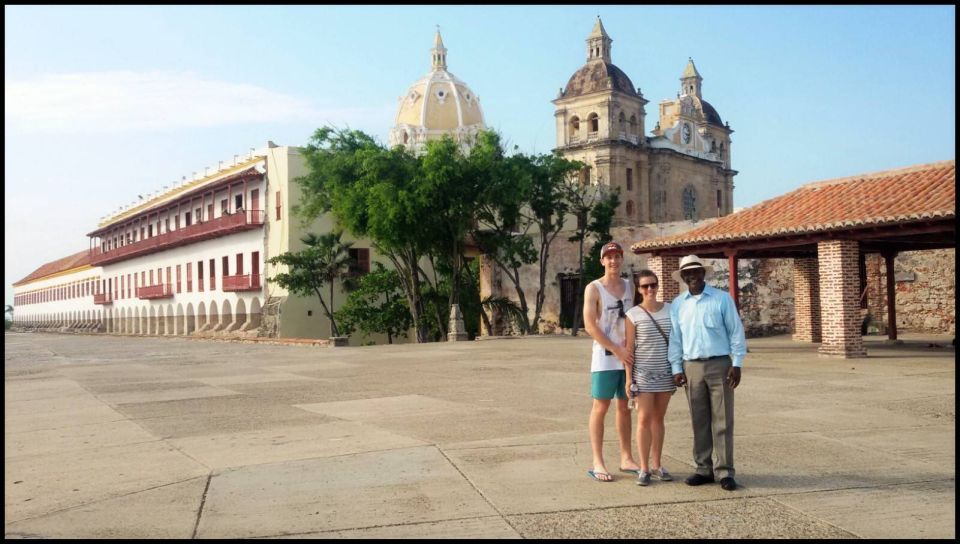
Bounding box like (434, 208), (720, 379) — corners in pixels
(389, 30), (486, 152)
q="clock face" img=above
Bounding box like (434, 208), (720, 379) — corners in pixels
(682, 123), (691, 144)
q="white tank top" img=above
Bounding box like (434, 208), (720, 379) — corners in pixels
(589, 278), (634, 372)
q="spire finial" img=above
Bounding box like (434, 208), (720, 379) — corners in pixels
(431, 27), (447, 71)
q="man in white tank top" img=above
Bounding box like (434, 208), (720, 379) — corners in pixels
(582, 242), (641, 481)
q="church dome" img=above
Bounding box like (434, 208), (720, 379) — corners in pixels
(389, 30), (485, 152)
(699, 99), (723, 126)
(562, 61), (639, 99)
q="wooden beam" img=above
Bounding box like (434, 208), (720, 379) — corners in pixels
(727, 251), (740, 312)
(884, 251), (898, 341)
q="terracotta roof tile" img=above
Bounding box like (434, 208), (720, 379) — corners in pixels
(13, 250), (92, 287)
(632, 160), (955, 252)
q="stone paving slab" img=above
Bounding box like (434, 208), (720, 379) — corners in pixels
(194, 372), (323, 386)
(295, 394), (476, 421)
(772, 480), (956, 539)
(114, 395), (337, 439)
(818, 425), (955, 468)
(371, 409), (578, 445)
(5, 440), (208, 522)
(97, 385), (241, 405)
(196, 446), (498, 538)
(3, 477), (206, 539)
(4, 403), (127, 435)
(5, 419), (158, 459)
(168, 421), (429, 469)
(4, 379), (89, 402)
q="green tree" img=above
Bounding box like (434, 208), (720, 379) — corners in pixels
(335, 263), (412, 343)
(295, 126), (433, 342)
(525, 153), (583, 333)
(267, 231), (353, 337)
(419, 135), (484, 310)
(472, 143), (581, 334)
(565, 183), (621, 336)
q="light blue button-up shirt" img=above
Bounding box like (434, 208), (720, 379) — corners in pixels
(668, 284), (747, 375)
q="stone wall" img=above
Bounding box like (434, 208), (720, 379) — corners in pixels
(707, 257), (794, 338)
(864, 249), (955, 335)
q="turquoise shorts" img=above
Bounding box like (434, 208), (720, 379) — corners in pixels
(591, 369), (627, 400)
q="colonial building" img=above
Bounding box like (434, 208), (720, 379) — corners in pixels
(552, 18), (736, 226)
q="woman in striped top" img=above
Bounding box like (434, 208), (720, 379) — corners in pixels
(624, 269), (676, 485)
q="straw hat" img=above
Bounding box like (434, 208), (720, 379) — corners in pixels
(671, 254), (715, 282)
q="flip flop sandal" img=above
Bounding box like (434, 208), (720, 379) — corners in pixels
(587, 470), (614, 482)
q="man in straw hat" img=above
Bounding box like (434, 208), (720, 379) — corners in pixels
(668, 255), (746, 491)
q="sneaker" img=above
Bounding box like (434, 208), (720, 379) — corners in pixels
(651, 467), (673, 481)
(636, 470), (651, 486)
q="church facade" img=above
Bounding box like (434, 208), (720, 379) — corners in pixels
(552, 18), (736, 226)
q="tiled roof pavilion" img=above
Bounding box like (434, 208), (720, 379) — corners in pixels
(631, 160), (955, 359)
(631, 160), (955, 258)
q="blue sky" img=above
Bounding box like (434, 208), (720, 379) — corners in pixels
(4, 5), (956, 307)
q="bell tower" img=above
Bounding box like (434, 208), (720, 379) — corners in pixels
(586, 16), (612, 63)
(680, 57), (702, 98)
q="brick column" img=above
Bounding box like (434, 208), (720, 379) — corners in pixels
(817, 241), (867, 358)
(648, 255), (681, 303)
(792, 257), (821, 342)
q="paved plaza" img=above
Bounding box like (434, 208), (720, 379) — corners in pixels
(4, 331), (955, 539)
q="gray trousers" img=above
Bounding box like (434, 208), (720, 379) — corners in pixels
(683, 356), (735, 479)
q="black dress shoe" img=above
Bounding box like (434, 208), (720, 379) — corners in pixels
(720, 477), (737, 491)
(684, 473), (715, 486)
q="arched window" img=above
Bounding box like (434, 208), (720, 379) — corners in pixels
(570, 116), (580, 139)
(618, 112), (626, 135)
(629, 115), (637, 135)
(626, 200), (634, 217)
(587, 113), (599, 133)
(402, 131), (409, 144)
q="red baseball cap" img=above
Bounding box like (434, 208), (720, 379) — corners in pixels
(600, 241), (623, 258)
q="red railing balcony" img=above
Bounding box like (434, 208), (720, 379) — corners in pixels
(93, 293), (113, 305)
(222, 274), (262, 292)
(90, 210), (265, 265)
(137, 283), (174, 299)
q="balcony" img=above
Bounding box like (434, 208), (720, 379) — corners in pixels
(222, 274), (262, 292)
(137, 283), (174, 300)
(93, 293), (113, 305)
(90, 210), (265, 266)
(586, 131), (599, 141)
